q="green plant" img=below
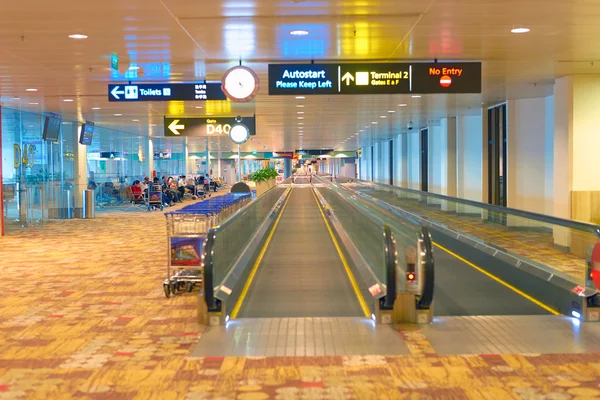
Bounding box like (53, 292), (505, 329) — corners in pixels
(250, 167), (278, 183)
(264, 167), (278, 179)
(292, 168), (298, 174)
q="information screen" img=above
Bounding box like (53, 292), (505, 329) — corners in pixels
(79, 122), (95, 145)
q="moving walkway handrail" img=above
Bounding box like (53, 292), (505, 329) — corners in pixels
(417, 227), (435, 309)
(316, 175), (436, 311)
(382, 226), (397, 310)
(352, 179), (600, 238)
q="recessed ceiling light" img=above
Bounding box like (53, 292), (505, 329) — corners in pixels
(290, 30), (309, 36)
(298, 122), (304, 125)
(11, 97), (20, 100)
(296, 105), (304, 108)
(132, 119), (139, 122)
(29, 102), (38, 105)
(297, 111), (304, 114)
(114, 113), (122, 116)
(63, 99), (73, 102)
(388, 110), (395, 113)
(399, 104), (407, 107)
(69, 34), (88, 39)
(359, 130), (364, 132)
(511, 27), (530, 34)
(298, 117), (304, 120)
(195, 106), (202, 109)
(371, 122), (377, 124)
(92, 107), (101, 110)
(380, 116), (387, 119)
(412, 95), (421, 98)
(26, 88), (37, 92)
(295, 96), (305, 99)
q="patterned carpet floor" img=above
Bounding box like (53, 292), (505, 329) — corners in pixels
(1, 201), (600, 399)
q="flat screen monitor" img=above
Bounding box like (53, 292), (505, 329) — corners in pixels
(79, 121), (95, 145)
(154, 150), (171, 159)
(43, 114), (62, 142)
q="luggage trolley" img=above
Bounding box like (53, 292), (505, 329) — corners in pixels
(162, 193), (253, 298)
(147, 184), (164, 211)
(164, 210), (212, 297)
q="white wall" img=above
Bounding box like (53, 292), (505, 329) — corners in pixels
(544, 96), (555, 215)
(394, 134), (404, 186)
(341, 159), (356, 178)
(360, 145), (373, 181)
(506, 96), (554, 214)
(456, 115), (483, 201)
(571, 76), (600, 191)
(428, 124), (443, 194)
(406, 131), (420, 189)
(374, 141), (390, 184)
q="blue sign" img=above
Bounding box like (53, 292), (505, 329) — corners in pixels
(268, 64), (338, 95)
(108, 82), (227, 102)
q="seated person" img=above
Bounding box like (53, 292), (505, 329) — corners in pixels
(185, 177), (196, 193)
(177, 175), (186, 198)
(168, 178), (181, 202)
(140, 177), (149, 192)
(131, 180), (144, 201)
(152, 177), (171, 206)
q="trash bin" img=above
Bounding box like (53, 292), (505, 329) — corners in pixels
(62, 190), (73, 219)
(82, 189), (95, 219)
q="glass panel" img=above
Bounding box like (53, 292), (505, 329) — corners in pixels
(2, 106), (152, 233)
(348, 179), (600, 288)
(212, 187), (285, 284)
(316, 178), (423, 286)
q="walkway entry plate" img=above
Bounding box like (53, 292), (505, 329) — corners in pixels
(268, 62), (481, 95)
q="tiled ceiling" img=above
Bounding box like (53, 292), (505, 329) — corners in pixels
(1, 0), (600, 152)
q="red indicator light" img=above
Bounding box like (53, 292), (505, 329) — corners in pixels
(407, 273), (415, 281)
(440, 75), (452, 88)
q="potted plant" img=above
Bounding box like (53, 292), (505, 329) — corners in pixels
(250, 167), (279, 196)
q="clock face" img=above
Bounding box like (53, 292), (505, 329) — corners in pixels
(222, 66), (259, 102)
(230, 124), (250, 144)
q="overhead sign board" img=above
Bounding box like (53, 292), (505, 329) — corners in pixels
(163, 116), (256, 137)
(268, 62), (481, 95)
(108, 82), (227, 102)
(272, 151), (294, 159)
(295, 149), (334, 156)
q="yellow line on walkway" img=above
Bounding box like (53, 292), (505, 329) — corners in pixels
(433, 242), (561, 316)
(230, 188), (293, 319)
(311, 188), (371, 318)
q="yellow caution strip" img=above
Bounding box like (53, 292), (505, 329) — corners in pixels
(434, 242), (560, 316)
(311, 188), (371, 318)
(230, 188), (293, 319)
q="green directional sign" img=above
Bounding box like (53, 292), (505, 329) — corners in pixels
(111, 53), (119, 71)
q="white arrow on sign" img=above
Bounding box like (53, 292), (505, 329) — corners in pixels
(111, 86), (125, 99)
(341, 72), (355, 86)
(168, 119), (185, 135)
